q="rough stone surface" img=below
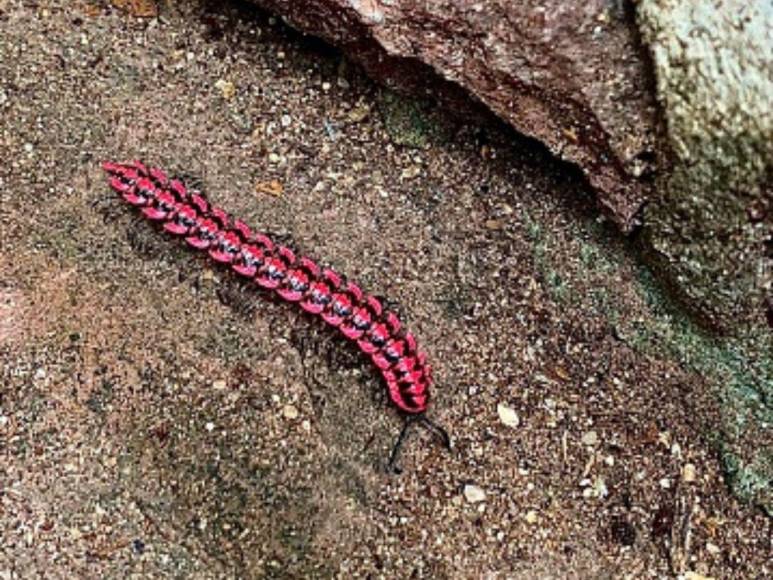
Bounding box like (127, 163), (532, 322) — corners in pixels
(638, 0), (773, 332)
(248, 0), (660, 230)
(637, 0), (772, 510)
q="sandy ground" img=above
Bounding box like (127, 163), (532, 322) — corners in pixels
(0, 1), (769, 578)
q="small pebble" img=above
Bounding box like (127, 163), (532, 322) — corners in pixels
(280, 114), (292, 127)
(684, 573), (714, 580)
(214, 78), (235, 100)
(212, 380), (227, 390)
(682, 463), (697, 483)
(463, 484), (486, 504)
(525, 510), (538, 524)
(205, 422), (215, 432)
(706, 542), (720, 555)
(283, 404), (299, 420)
(659, 477), (671, 489)
(400, 165), (421, 180)
(582, 431), (598, 446)
(497, 404), (520, 428)
(322, 81), (331, 91)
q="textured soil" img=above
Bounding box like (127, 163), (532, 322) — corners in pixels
(0, 2), (769, 578)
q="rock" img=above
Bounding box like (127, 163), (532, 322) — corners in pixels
(496, 403), (519, 428)
(247, 0), (658, 230)
(638, 0), (772, 331)
(682, 463), (697, 483)
(463, 484), (486, 504)
(283, 404), (299, 420)
(214, 78), (236, 100)
(212, 379), (227, 390)
(581, 431), (598, 446)
(524, 510), (538, 524)
(684, 573), (715, 580)
(638, 0), (772, 514)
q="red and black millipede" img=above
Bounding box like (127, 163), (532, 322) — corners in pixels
(102, 160), (450, 468)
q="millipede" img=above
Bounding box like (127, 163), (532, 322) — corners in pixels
(102, 160), (450, 469)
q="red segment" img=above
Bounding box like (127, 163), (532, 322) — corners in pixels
(385, 312), (401, 334)
(357, 322), (390, 354)
(320, 291), (353, 326)
(300, 257), (320, 278)
(366, 296), (383, 317)
(108, 176), (132, 194)
(233, 220), (252, 241)
(323, 269), (342, 288)
(169, 179), (187, 201)
(190, 194), (209, 214)
(277, 268), (310, 302)
(142, 191), (176, 220)
(256, 256), (287, 289)
(340, 306), (372, 340)
(130, 160), (149, 175)
(232, 244), (264, 277)
(210, 230), (242, 263)
(254, 233), (274, 253)
(149, 167), (169, 187)
(299, 280), (332, 314)
(164, 221), (189, 235)
(210, 207), (229, 229)
(347, 282), (363, 302)
(185, 217), (218, 250)
(164, 205), (198, 236)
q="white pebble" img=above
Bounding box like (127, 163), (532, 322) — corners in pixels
(463, 484), (486, 504)
(582, 431), (598, 446)
(205, 422), (215, 432)
(283, 404), (299, 420)
(497, 403), (520, 428)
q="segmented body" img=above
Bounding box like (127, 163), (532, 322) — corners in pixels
(103, 160), (431, 414)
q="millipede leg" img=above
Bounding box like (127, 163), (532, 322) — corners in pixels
(387, 417), (415, 473)
(387, 415), (451, 473)
(419, 416), (451, 450)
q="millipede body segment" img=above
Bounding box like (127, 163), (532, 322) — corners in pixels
(103, 161), (450, 455)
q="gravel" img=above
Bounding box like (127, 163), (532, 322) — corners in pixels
(0, 1), (769, 578)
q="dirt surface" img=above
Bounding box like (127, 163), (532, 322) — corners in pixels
(0, 1), (770, 578)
